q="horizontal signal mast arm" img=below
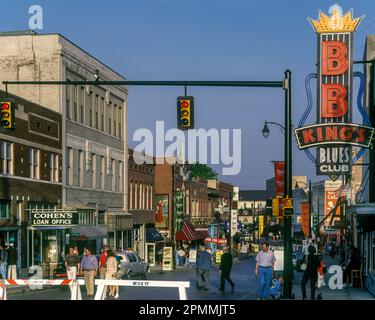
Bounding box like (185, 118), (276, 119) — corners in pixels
(2, 80), (284, 88)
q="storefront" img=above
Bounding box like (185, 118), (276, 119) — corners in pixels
(71, 225), (106, 255)
(145, 228), (164, 267)
(350, 203), (375, 296)
(106, 211), (133, 252)
(27, 207), (78, 277)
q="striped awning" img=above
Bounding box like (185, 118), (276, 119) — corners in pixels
(196, 230), (209, 239)
(175, 221), (208, 241)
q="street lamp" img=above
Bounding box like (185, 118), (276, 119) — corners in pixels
(262, 121), (286, 138)
(261, 70), (294, 299)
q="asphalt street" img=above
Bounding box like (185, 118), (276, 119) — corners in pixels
(9, 257), (258, 300)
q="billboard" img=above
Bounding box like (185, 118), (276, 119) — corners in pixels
(325, 190), (340, 217)
(154, 194), (169, 228)
(294, 5), (374, 181)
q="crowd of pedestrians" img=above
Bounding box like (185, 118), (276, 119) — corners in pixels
(64, 245), (120, 299)
(0, 243), (18, 280)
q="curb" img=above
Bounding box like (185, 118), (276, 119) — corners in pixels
(6, 285), (61, 296)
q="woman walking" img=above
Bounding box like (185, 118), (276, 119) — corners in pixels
(301, 245), (320, 300)
(106, 250), (120, 299)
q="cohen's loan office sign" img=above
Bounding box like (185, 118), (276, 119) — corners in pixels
(294, 5), (375, 181)
(30, 209), (78, 226)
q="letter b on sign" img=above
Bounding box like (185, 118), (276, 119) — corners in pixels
(322, 41), (348, 76)
(321, 84), (348, 118)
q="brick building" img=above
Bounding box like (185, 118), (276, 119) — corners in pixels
(0, 91), (62, 274)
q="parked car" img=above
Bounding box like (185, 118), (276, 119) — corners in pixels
(116, 251), (150, 279)
(52, 263), (67, 279)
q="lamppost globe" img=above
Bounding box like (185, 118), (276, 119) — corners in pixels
(262, 121), (270, 138)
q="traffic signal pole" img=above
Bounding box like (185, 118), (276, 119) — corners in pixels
(3, 74), (294, 297)
(283, 70), (294, 299)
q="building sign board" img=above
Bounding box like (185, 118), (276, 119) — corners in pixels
(294, 5), (374, 181)
(30, 209), (78, 226)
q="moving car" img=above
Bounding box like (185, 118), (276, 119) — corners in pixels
(116, 251), (150, 279)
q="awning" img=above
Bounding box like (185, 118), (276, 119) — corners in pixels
(175, 221), (206, 241)
(71, 226), (107, 240)
(350, 203), (375, 232)
(196, 230), (209, 239)
(146, 228), (164, 242)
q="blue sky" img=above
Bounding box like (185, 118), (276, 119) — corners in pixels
(1, 0), (374, 189)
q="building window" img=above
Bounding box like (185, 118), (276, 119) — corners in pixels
(0, 201), (10, 220)
(95, 95), (99, 130)
(119, 161), (123, 192)
(100, 97), (105, 131)
(29, 148), (40, 179)
(113, 104), (117, 137)
(108, 103), (112, 135)
(118, 106), (122, 139)
(50, 153), (59, 182)
(92, 153), (96, 189)
(66, 86), (71, 120)
(129, 181), (133, 209)
(80, 86), (85, 124)
(73, 86), (78, 121)
(0, 141), (13, 175)
(90, 94), (94, 127)
(67, 147), (73, 185)
(112, 159), (116, 191)
(100, 156), (105, 189)
(78, 150), (84, 187)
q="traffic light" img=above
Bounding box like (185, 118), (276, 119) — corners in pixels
(177, 96), (194, 130)
(0, 100), (15, 129)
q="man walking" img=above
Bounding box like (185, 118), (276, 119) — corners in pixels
(255, 242), (276, 300)
(0, 245), (7, 279)
(7, 243), (18, 280)
(80, 248), (98, 297)
(219, 246), (235, 292)
(196, 245), (212, 291)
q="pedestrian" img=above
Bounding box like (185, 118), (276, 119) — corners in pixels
(99, 245), (109, 279)
(105, 250), (119, 299)
(74, 246), (79, 255)
(80, 248), (98, 297)
(270, 275), (283, 299)
(65, 247), (81, 280)
(0, 245), (8, 279)
(65, 247), (81, 299)
(219, 246), (235, 293)
(255, 243), (276, 300)
(301, 245), (320, 300)
(178, 248), (185, 266)
(196, 245), (212, 291)
(316, 260), (326, 299)
(7, 243), (17, 280)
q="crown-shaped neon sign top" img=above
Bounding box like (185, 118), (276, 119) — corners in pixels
(308, 4), (364, 33)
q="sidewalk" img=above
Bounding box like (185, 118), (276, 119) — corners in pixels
(290, 255), (375, 300)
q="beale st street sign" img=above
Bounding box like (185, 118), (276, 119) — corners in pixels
(294, 4), (375, 181)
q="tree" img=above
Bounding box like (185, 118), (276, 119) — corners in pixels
(190, 163), (218, 180)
